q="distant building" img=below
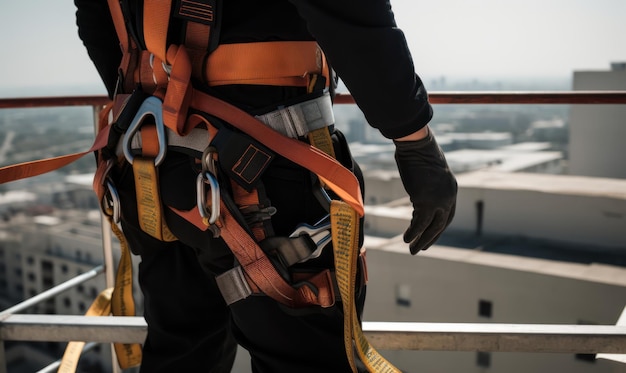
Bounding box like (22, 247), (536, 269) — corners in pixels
(445, 148), (563, 174)
(0, 176), (140, 372)
(366, 171), (626, 251)
(360, 141), (564, 207)
(362, 169), (626, 372)
(569, 63), (626, 179)
(438, 132), (513, 150)
(363, 238), (626, 373)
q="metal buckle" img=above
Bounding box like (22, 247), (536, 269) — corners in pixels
(122, 96), (168, 166)
(289, 215), (332, 263)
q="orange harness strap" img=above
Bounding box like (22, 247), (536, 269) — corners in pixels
(189, 89), (365, 217)
(0, 111), (111, 185)
(205, 42), (328, 87)
(143, 0), (173, 64)
(216, 200), (335, 308)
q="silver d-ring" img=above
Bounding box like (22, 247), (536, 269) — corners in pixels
(122, 96), (168, 166)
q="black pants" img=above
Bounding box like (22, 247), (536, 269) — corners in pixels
(114, 128), (366, 372)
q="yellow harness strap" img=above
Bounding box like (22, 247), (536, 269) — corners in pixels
(55, 225), (143, 372)
(331, 201), (401, 373)
(132, 157), (177, 242)
(57, 288), (113, 373)
(110, 222), (144, 368)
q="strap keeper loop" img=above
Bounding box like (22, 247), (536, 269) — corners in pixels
(216, 266), (253, 305)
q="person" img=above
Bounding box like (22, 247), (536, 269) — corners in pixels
(74, 0), (457, 372)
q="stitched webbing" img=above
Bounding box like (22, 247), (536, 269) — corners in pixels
(216, 199), (335, 308)
(189, 90), (365, 217)
(331, 201), (401, 373)
(57, 288), (113, 373)
(143, 0), (172, 64)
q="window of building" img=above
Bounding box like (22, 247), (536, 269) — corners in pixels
(27, 272), (35, 282)
(395, 283), (411, 307)
(575, 353), (597, 363)
(64, 297), (71, 308)
(41, 260), (53, 271)
(478, 299), (492, 318)
(27, 256), (34, 265)
(476, 351), (491, 368)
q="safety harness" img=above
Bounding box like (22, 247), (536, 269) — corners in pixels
(0, 0), (403, 371)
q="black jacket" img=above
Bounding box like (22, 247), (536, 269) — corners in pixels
(74, 0), (432, 138)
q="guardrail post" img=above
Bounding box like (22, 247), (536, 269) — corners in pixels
(92, 103), (122, 373)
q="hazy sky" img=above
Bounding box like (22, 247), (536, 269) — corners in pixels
(0, 0), (624, 95)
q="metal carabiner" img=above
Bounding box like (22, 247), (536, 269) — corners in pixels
(102, 179), (121, 224)
(122, 96), (168, 166)
(196, 170), (220, 226)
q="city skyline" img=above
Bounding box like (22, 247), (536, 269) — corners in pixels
(0, 0), (624, 96)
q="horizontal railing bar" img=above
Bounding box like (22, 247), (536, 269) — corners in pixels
(3, 315), (626, 354)
(0, 315), (143, 344)
(1, 315), (144, 344)
(0, 96), (110, 109)
(1, 91), (626, 110)
(335, 91), (626, 105)
(0, 266), (104, 318)
(365, 321), (626, 353)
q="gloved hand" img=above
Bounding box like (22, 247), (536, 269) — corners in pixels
(394, 129), (457, 254)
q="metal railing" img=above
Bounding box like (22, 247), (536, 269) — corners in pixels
(3, 313), (626, 355)
(1, 91), (626, 372)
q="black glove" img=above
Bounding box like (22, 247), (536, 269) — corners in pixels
(394, 129), (457, 254)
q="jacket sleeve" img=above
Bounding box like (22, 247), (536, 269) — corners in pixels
(75, 0), (122, 99)
(287, 0), (433, 139)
